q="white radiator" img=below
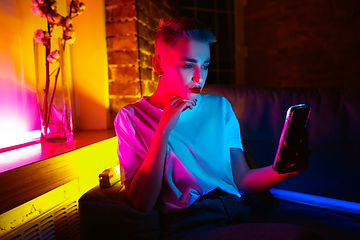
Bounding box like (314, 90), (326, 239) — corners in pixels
(1, 199), (80, 240)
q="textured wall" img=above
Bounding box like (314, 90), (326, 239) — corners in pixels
(105, 0), (178, 123)
(245, 0), (360, 88)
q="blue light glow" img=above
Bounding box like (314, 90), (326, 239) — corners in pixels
(270, 188), (360, 215)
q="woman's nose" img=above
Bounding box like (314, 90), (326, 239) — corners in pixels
(192, 66), (203, 83)
(192, 76), (202, 84)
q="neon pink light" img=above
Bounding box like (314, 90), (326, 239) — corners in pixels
(0, 50), (40, 152)
(0, 143), (42, 173)
(0, 130), (41, 152)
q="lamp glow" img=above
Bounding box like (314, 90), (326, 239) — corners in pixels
(270, 188), (360, 215)
(114, 164), (120, 176)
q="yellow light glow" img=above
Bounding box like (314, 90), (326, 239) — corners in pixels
(71, 0), (109, 130)
(0, 136), (119, 238)
(114, 164), (120, 176)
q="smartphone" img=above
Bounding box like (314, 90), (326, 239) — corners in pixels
(273, 104), (311, 173)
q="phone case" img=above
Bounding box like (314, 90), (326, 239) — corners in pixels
(273, 104), (311, 173)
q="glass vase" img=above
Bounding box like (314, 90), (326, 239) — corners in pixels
(34, 37), (73, 143)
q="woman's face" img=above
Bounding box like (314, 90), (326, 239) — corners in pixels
(159, 38), (210, 100)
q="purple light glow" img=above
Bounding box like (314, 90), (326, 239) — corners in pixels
(270, 188), (360, 215)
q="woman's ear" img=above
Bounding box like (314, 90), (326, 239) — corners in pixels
(152, 55), (163, 75)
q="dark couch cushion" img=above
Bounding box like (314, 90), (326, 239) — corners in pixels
(181, 222), (321, 240)
(258, 199), (360, 239)
(79, 182), (161, 240)
(202, 85), (360, 203)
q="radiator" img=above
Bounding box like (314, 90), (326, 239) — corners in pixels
(1, 199), (80, 240)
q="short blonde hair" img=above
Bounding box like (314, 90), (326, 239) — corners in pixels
(155, 17), (216, 47)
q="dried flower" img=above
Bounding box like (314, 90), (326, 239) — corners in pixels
(31, 0), (47, 18)
(63, 27), (76, 44)
(34, 29), (49, 44)
(79, 3), (86, 13)
(31, 0), (85, 133)
(71, 0), (85, 15)
(47, 50), (60, 63)
(46, 11), (62, 25)
(31, 0), (85, 44)
(60, 17), (73, 28)
(30, 5), (42, 16)
(50, 1), (58, 11)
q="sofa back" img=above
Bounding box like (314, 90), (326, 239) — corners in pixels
(202, 85), (360, 203)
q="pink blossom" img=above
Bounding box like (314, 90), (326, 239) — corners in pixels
(34, 29), (48, 44)
(63, 28), (76, 44)
(46, 11), (62, 24)
(60, 17), (72, 28)
(47, 50), (60, 64)
(71, 1), (85, 15)
(30, 6), (42, 16)
(63, 28), (75, 38)
(32, 0), (39, 7)
(32, 0), (44, 6)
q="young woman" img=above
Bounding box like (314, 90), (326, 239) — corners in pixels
(114, 17), (315, 240)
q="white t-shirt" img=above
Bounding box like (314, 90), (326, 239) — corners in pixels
(114, 93), (244, 214)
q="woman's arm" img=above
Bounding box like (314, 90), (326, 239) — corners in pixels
(230, 148), (298, 195)
(124, 97), (196, 213)
(231, 128), (309, 194)
(124, 124), (170, 212)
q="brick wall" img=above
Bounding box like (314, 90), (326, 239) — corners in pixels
(245, 0), (360, 88)
(105, 0), (178, 124)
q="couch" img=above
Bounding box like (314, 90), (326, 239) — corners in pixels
(79, 85), (360, 239)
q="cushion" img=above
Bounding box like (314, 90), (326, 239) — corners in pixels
(79, 182), (161, 240)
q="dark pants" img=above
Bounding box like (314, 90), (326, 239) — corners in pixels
(162, 189), (321, 240)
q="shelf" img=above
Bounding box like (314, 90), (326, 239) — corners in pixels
(0, 130), (118, 214)
(0, 130), (116, 174)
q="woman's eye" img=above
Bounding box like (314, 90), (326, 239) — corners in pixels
(182, 64), (194, 69)
(202, 65), (210, 70)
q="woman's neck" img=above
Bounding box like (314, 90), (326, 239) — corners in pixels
(147, 89), (171, 109)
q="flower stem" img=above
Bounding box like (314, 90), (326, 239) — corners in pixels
(46, 39), (67, 132)
(43, 22), (51, 134)
(69, 2), (73, 18)
(46, 63), (61, 126)
(49, 65), (60, 76)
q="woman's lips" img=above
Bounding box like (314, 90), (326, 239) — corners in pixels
(189, 86), (201, 93)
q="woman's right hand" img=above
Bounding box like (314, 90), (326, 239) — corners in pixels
(159, 96), (197, 132)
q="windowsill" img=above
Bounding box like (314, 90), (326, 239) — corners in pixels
(0, 129), (118, 215)
(0, 130), (116, 174)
